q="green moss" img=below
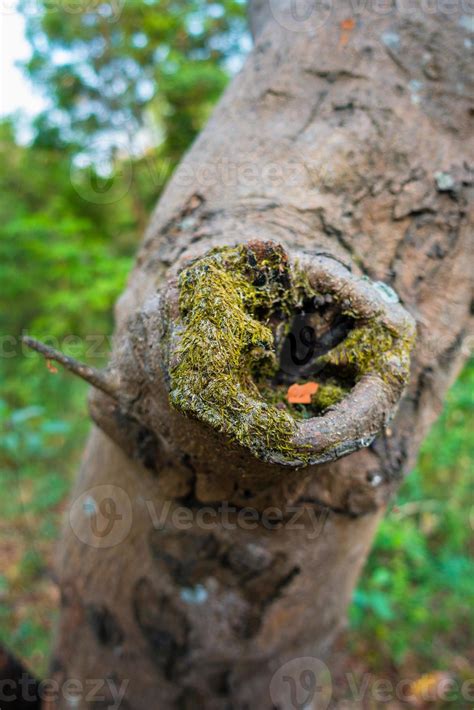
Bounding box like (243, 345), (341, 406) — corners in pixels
(321, 322), (414, 387)
(167, 243), (413, 464)
(312, 382), (349, 410)
(169, 243), (314, 463)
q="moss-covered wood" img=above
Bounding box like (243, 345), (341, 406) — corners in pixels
(167, 242), (414, 465)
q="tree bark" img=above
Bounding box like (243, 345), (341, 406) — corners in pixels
(47, 2), (472, 708)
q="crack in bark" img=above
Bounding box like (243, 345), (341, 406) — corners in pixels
(303, 68), (368, 83)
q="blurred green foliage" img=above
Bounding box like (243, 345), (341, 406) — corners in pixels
(0, 399), (79, 667)
(0, 0), (472, 692)
(22, 0), (247, 161)
(351, 363), (474, 679)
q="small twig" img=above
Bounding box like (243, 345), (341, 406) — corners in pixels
(22, 336), (119, 399)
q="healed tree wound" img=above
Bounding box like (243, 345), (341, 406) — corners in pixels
(102, 241), (413, 510)
(162, 241), (415, 469)
(70, 242), (387, 510)
(26, 239), (414, 511)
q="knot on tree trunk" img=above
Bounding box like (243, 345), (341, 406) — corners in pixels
(159, 241), (415, 466)
(84, 239), (414, 508)
(24, 239), (415, 509)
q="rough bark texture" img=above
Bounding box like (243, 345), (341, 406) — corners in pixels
(48, 2), (472, 708)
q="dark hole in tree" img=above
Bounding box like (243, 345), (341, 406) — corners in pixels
(274, 297), (356, 386)
(253, 295), (358, 419)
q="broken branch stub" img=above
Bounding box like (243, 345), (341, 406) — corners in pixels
(84, 240), (415, 507)
(162, 242), (415, 465)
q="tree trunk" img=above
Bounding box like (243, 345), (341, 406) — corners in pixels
(46, 2), (472, 708)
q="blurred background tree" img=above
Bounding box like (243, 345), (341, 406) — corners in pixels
(0, 0), (472, 700)
(21, 0), (248, 224)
